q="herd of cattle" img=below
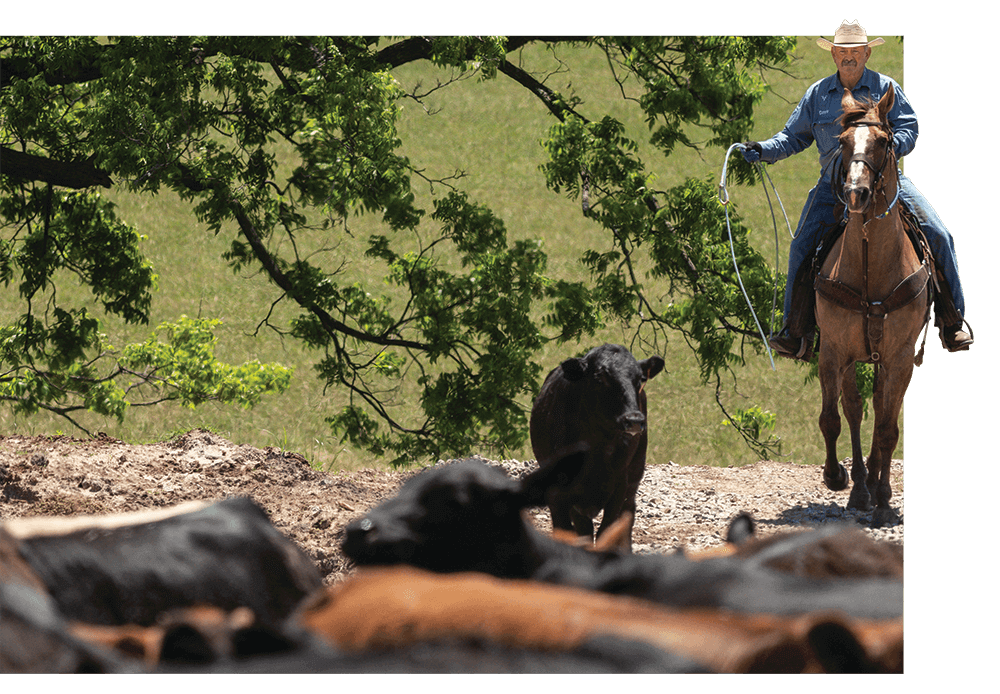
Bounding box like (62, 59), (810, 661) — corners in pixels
(0, 344), (904, 673)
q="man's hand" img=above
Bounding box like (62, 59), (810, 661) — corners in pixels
(741, 141), (763, 163)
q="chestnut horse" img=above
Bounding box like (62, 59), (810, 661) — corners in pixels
(813, 84), (932, 527)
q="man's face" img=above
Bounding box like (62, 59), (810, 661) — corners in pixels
(832, 45), (871, 87)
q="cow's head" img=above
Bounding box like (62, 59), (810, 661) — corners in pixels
(560, 344), (665, 437)
(341, 450), (587, 576)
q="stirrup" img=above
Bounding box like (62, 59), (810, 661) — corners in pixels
(768, 330), (809, 361)
(941, 318), (974, 352)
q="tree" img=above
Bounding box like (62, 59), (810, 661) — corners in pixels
(1, 36), (794, 464)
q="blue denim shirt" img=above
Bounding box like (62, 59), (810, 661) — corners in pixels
(757, 68), (918, 182)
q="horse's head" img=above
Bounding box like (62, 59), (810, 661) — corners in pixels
(838, 84), (895, 215)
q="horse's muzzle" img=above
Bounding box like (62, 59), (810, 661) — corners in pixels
(844, 183), (872, 214)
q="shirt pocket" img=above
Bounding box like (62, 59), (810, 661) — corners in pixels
(813, 118), (840, 160)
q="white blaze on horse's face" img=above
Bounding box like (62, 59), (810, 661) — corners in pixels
(845, 125), (873, 213)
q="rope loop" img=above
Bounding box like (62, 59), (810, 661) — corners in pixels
(718, 143), (795, 371)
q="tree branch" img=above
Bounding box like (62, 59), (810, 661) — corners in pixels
(0, 49), (104, 92)
(374, 36), (577, 69)
(231, 205), (432, 352)
(1, 148), (113, 189)
(497, 58), (588, 123)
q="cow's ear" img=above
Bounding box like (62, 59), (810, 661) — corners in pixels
(560, 357), (588, 381)
(725, 512), (756, 546)
(639, 356), (665, 381)
(517, 446), (589, 507)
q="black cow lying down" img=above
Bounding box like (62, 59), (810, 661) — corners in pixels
(341, 454), (903, 620)
(6, 496), (324, 627)
(698, 512), (905, 581)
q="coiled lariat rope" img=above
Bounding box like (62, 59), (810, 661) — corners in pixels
(718, 142), (794, 371)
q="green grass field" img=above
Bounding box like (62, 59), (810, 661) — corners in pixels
(0, 36), (906, 472)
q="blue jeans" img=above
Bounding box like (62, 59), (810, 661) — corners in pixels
(784, 173), (965, 320)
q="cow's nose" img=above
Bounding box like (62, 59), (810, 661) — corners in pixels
(344, 517), (376, 547)
(619, 412), (646, 437)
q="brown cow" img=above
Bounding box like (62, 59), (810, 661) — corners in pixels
(296, 565), (903, 673)
(67, 603), (314, 670)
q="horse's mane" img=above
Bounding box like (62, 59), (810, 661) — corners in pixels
(838, 95), (882, 128)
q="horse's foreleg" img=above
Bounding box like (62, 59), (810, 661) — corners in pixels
(841, 367), (871, 511)
(819, 356), (849, 492)
(867, 364), (911, 528)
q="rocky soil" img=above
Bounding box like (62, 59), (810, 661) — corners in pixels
(0, 429), (902, 584)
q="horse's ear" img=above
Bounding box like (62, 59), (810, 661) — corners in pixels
(877, 83), (895, 124)
(841, 88), (858, 112)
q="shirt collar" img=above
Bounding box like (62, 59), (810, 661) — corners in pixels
(827, 67), (876, 93)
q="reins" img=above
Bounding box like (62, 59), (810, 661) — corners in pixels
(719, 142), (795, 371)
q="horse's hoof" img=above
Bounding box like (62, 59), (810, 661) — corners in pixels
(823, 462), (849, 492)
(870, 508), (899, 529)
(847, 488), (872, 511)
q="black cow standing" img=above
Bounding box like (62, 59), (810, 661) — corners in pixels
(530, 343), (664, 552)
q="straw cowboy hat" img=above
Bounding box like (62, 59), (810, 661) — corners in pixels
(816, 21), (885, 50)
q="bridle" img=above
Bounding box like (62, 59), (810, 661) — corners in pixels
(834, 119), (901, 221)
(817, 114), (933, 366)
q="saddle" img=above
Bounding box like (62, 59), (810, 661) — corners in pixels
(788, 205), (936, 363)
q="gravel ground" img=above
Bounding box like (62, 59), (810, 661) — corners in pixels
(0, 430), (902, 585)
(491, 456), (903, 555)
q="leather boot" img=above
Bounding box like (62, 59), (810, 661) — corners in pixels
(933, 269), (973, 351)
(769, 327), (813, 361)
(942, 321), (973, 352)
(767, 257), (818, 361)
(771, 250), (820, 361)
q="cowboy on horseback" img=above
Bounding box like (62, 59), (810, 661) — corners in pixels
(742, 20), (972, 359)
